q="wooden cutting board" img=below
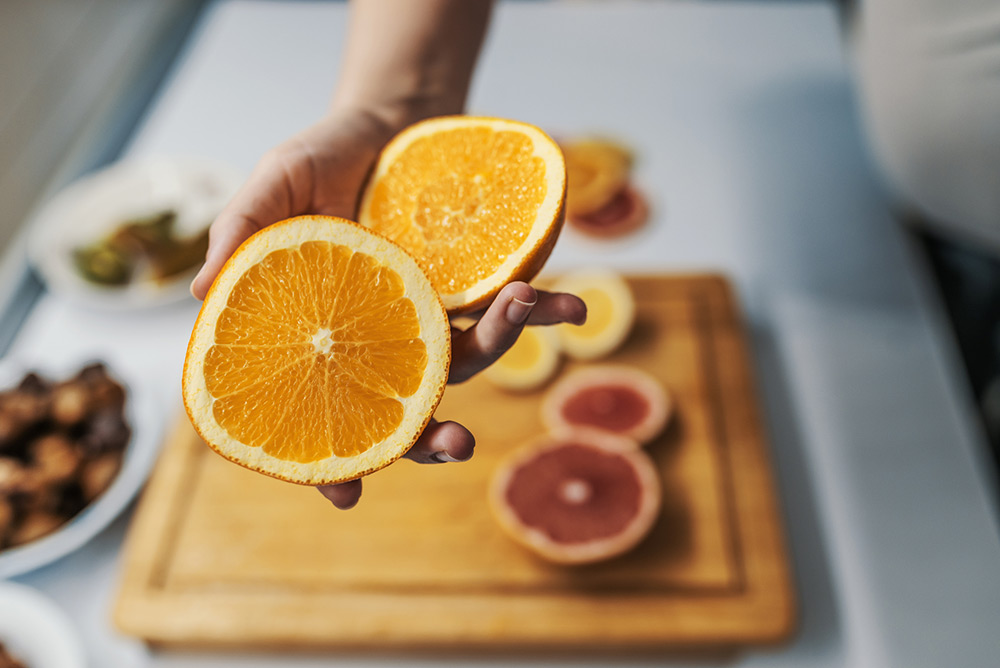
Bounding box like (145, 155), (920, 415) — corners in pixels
(114, 274), (795, 650)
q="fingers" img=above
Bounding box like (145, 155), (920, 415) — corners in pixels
(315, 420), (474, 509)
(525, 290), (587, 326)
(403, 419), (475, 464)
(316, 478), (363, 510)
(190, 144), (314, 299)
(449, 283), (588, 383)
(450, 282), (538, 383)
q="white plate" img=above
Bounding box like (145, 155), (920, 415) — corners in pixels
(0, 357), (164, 579)
(27, 156), (243, 310)
(0, 582), (85, 668)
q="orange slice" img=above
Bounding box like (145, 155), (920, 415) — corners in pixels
(490, 429), (661, 564)
(553, 269), (636, 360)
(483, 325), (561, 392)
(182, 215), (451, 485)
(357, 116), (566, 315)
(563, 138), (632, 217)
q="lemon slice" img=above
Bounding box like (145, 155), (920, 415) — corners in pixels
(553, 269), (635, 360)
(484, 326), (561, 392)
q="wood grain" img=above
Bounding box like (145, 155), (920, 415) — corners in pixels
(113, 274), (795, 650)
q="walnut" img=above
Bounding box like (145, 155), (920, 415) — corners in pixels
(9, 509), (65, 546)
(80, 452), (123, 501)
(0, 496), (13, 539)
(29, 435), (82, 486)
(0, 641), (29, 668)
(0, 457), (28, 494)
(0, 409), (25, 450)
(79, 409), (130, 455)
(50, 383), (89, 425)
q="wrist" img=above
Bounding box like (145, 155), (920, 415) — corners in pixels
(331, 91), (465, 136)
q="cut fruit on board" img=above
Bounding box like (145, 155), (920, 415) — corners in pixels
(182, 216), (451, 486)
(562, 138), (632, 217)
(483, 326), (561, 392)
(490, 429), (661, 565)
(357, 116), (567, 315)
(541, 365), (672, 446)
(552, 269), (636, 360)
(568, 185), (649, 239)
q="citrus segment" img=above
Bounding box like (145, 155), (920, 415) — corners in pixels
(358, 116), (566, 314)
(484, 325), (561, 392)
(183, 216), (450, 485)
(553, 269), (636, 360)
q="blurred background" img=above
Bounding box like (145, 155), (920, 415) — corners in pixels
(0, 0), (998, 667)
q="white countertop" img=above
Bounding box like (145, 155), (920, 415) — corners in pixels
(7, 1), (1000, 666)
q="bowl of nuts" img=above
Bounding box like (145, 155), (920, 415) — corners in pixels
(0, 358), (163, 578)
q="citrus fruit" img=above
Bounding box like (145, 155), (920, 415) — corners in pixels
(483, 326), (561, 392)
(542, 365), (672, 446)
(490, 430), (661, 564)
(357, 116), (566, 315)
(182, 215), (451, 485)
(568, 185), (649, 239)
(562, 138), (632, 217)
(552, 269), (635, 360)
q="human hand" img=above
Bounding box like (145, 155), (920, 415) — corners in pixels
(191, 108), (398, 300)
(191, 108), (585, 510)
(319, 281), (585, 509)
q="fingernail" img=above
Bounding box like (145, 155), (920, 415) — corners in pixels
(506, 296), (536, 325)
(189, 275), (201, 298)
(431, 451), (467, 463)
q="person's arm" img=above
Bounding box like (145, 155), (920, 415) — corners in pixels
(191, 0), (494, 299)
(332, 0), (493, 128)
(190, 0), (585, 511)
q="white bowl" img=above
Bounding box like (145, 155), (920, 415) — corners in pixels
(0, 357), (163, 578)
(27, 156), (243, 310)
(0, 582), (85, 668)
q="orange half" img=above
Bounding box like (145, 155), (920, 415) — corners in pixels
(182, 216), (451, 485)
(357, 116), (566, 314)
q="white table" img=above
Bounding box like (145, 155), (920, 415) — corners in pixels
(9, 1), (1000, 666)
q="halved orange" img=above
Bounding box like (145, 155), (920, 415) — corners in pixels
(357, 116), (566, 315)
(182, 215), (451, 485)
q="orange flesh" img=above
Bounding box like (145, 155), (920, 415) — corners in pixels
(367, 127), (547, 294)
(204, 241), (427, 463)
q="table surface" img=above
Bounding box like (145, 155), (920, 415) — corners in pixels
(7, 1), (1000, 666)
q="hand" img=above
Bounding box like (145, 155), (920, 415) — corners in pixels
(319, 281), (585, 509)
(191, 107), (398, 299)
(191, 108), (585, 510)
